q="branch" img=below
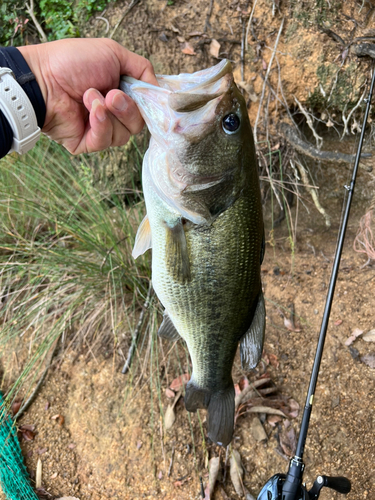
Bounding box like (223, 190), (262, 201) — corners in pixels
(25, 0), (48, 43)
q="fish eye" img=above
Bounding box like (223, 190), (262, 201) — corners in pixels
(222, 113), (240, 134)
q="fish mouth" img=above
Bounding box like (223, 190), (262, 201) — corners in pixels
(120, 59), (234, 140)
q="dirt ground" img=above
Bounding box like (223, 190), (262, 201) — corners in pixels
(15, 181), (375, 500)
(4, 0), (375, 499)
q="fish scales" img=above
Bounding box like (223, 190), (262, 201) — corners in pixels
(121, 60), (265, 446)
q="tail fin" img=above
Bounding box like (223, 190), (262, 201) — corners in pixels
(185, 381), (235, 447)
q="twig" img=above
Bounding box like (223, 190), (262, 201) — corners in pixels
(293, 96), (323, 150)
(254, 17), (284, 143)
(122, 281), (153, 374)
(294, 160), (331, 227)
(245, 0), (258, 51)
(15, 338), (60, 420)
(168, 445), (175, 477)
(341, 87), (366, 138)
(100, 236), (128, 271)
(109, 0), (141, 39)
(204, 0), (214, 33)
(25, 0), (48, 43)
(241, 18), (246, 82)
(95, 16), (110, 35)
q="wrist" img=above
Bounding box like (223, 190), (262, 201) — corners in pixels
(17, 45), (48, 107)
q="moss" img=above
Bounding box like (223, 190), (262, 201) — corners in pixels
(289, 0), (342, 27)
(308, 61), (366, 113)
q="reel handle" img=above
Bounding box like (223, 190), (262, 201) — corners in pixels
(308, 475), (351, 499)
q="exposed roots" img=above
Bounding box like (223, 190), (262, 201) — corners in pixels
(353, 204), (375, 266)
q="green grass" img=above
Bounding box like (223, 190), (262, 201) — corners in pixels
(0, 137), (150, 404)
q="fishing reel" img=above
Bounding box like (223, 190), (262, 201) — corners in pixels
(257, 461), (351, 500)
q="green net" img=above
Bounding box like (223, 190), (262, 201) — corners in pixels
(0, 393), (39, 500)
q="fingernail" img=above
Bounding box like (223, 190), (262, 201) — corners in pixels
(93, 99), (106, 122)
(112, 93), (127, 112)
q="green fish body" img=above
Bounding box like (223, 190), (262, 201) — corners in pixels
(121, 60), (265, 446)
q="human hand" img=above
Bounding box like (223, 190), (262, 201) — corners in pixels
(18, 38), (157, 154)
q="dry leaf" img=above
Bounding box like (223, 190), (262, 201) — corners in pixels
(239, 376), (250, 391)
(334, 319), (343, 326)
(177, 35), (185, 43)
(283, 316), (301, 332)
(164, 389), (182, 430)
(55, 498), (80, 500)
(204, 456), (220, 499)
(19, 425), (36, 441)
(288, 398), (300, 418)
(209, 39), (221, 58)
(36, 458), (42, 489)
(181, 42), (196, 55)
(165, 388), (175, 398)
(188, 31), (204, 37)
(247, 406), (286, 417)
(363, 329), (375, 342)
(174, 476), (191, 487)
(360, 353), (375, 369)
(170, 374), (190, 391)
(250, 416), (267, 442)
(164, 405), (176, 430)
(267, 415), (282, 427)
(345, 328), (364, 346)
(279, 424), (297, 457)
(230, 450), (244, 496)
(11, 398), (23, 416)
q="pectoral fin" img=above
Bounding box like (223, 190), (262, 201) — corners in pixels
(165, 220), (191, 283)
(158, 311), (181, 341)
(132, 215), (152, 259)
(240, 291), (266, 370)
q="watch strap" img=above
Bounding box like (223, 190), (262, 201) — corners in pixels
(0, 67), (40, 154)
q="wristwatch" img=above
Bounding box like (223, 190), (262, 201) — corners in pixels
(0, 66), (41, 154)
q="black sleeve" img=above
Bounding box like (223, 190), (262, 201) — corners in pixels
(0, 46), (46, 159)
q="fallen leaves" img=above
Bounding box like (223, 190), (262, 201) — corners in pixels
(18, 424), (36, 441)
(181, 42), (196, 55)
(169, 373), (190, 391)
(360, 353), (375, 369)
(51, 414), (64, 426)
(204, 456), (220, 499)
(209, 39), (221, 58)
(345, 328), (363, 346)
(229, 450), (244, 496)
(363, 329), (375, 342)
(164, 390), (182, 430)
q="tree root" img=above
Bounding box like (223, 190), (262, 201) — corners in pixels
(353, 202), (375, 266)
(279, 122), (372, 171)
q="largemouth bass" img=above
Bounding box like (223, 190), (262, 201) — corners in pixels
(121, 60), (265, 447)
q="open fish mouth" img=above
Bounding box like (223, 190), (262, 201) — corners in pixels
(120, 59), (234, 141)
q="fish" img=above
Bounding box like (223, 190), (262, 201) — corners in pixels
(120, 60), (265, 447)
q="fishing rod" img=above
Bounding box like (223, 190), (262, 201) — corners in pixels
(258, 64), (375, 500)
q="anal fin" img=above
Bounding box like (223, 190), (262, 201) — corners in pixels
(132, 215), (152, 259)
(240, 291), (266, 370)
(158, 311), (181, 341)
